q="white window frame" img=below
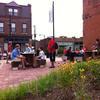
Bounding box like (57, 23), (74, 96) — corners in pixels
(0, 22), (4, 32)
(8, 8), (13, 15)
(8, 8), (18, 16)
(14, 9), (18, 16)
(11, 23), (16, 33)
(22, 24), (27, 33)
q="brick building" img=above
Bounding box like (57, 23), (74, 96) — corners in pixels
(83, 0), (100, 50)
(0, 1), (32, 52)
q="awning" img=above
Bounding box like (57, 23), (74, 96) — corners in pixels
(4, 37), (29, 43)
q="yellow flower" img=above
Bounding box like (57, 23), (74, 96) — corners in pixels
(79, 68), (85, 72)
(81, 75), (86, 79)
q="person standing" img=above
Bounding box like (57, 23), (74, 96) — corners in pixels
(48, 38), (57, 68)
(8, 41), (12, 59)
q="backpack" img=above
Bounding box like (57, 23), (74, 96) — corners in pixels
(52, 42), (58, 49)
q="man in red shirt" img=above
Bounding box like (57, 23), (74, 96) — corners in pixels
(48, 38), (57, 68)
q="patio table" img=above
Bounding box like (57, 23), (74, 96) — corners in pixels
(21, 53), (35, 67)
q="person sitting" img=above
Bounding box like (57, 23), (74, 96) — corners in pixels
(95, 39), (100, 55)
(67, 47), (73, 61)
(11, 44), (26, 69)
(24, 43), (31, 53)
(30, 46), (35, 54)
(36, 47), (46, 67)
(62, 47), (67, 61)
(75, 48), (80, 56)
(80, 47), (86, 54)
(91, 43), (98, 59)
(63, 47), (67, 56)
(38, 47), (46, 60)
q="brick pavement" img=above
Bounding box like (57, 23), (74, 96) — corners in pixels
(0, 58), (63, 89)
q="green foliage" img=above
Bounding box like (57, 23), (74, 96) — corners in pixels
(37, 72), (57, 95)
(87, 60), (100, 79)
(0, 59), (100, 99)
(16, 83), (30, 99)
(0, 88), (17, 100)
(57, 70), (73, 87)
(73, 62), (88, 79)
(57, 47), (64, 55)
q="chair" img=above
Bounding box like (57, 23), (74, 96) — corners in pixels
(36, 59), (46, 67)
(11, 60), (21, 68)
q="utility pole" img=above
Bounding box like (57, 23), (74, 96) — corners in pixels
(33, 25), (36, 50)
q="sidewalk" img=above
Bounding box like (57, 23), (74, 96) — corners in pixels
(0, 60), (6, 69)
(0, 57), (63, 89)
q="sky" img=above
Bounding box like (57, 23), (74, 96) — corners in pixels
(0, 0), (83, 40)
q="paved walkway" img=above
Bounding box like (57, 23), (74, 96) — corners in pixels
(0, 57), (63, 89)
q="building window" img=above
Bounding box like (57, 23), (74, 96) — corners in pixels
(14, 9), (18, 16)
(8, 8), (18, 16)
(11, 23), (16, 33)
(8, 8), (13, 15)
(22, 24), (27, 33)
(0, 22), (4, 32)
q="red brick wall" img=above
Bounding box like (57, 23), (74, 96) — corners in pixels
(83, 0), (100, 50)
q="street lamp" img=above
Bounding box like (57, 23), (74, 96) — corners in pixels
(9, 15), (11, 35)
(8, 14), (12, 51)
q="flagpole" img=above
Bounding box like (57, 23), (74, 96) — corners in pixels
(52, 1), (55, 39)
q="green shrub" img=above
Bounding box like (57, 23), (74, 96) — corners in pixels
(0, 88), (17, 100)
(57, 47), (64, 55)
(0, 59), (100, 99)
(37, 71), (58, 95)
(87, 60), (100, 79)
(57, 70), (73, 87)
(72, 62), (87, 79)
